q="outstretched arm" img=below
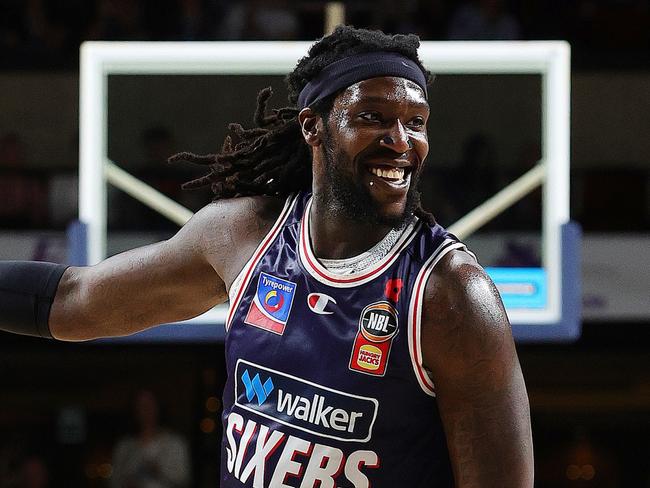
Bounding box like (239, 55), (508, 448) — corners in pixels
(0, 196), (282, 341)
(0, 204), (229, 342)
(422, 250), (534, 488)
(49, 212), (226, 341)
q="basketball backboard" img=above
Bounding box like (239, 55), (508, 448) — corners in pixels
(75, 41), (580, 343)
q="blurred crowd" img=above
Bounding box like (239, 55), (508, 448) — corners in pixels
(2, 120), (646, 235)
(1, 0), (649, 69)
(0, 126), (546, 233)
(0, 389), (193, 488)
(0, 0), (649, 233)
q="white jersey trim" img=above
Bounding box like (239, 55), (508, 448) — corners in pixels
(225, 194), (299, 332)
(298, 197), (421, 288)
(407, 238), (469, 397)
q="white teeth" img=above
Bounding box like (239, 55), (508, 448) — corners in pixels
(369, 166), (405, 180)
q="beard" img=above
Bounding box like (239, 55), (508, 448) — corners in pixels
(317, 132), (421, 229)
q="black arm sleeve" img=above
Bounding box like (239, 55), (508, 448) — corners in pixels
(0, 261), (69, 339)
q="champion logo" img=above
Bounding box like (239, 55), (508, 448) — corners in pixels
(307, 293), (337, 315)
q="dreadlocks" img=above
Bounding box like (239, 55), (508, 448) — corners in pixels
(170, 25), (436, 225)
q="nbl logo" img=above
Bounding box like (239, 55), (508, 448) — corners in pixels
(359, 302), (398, 342)
(244, 273), (297, 335)
(350, 302), (399, 376)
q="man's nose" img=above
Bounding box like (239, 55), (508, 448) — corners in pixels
(379, 120), (411, 154)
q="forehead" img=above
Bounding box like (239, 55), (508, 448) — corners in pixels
(334, 76), (428, 110)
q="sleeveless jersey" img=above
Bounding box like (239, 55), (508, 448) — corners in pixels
(221, 192), (468, 488)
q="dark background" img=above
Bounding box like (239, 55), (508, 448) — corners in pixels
(1, 1), (649, 487)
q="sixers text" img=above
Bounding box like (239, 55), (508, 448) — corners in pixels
(225, 412), (380, 487)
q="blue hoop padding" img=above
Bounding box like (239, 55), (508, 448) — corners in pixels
(512, 221), (582, 343)
(66, 220), (88, 266)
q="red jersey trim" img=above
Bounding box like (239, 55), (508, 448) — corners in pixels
(407, 238), (468, 397)
(298, 197), (421, 288)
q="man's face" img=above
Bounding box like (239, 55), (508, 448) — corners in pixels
(316, 76), (430, 228)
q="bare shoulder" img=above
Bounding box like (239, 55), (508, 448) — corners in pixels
(420, 250), (534, 487)
(180, 195), (285, 289)
(188, 195), (285, 244)
(421, 248), (513, 374)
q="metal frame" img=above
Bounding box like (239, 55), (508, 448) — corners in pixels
(79, 40), (571, 333)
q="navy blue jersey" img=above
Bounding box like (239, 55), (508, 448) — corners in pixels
(221, 192), (468, 488)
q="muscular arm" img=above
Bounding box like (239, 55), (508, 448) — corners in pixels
(49, 207), (226, 341)
(49, 196), (283, 341)
(422, 251), (534, 488)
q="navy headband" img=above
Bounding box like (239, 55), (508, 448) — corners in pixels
(297, 51), (428, 110)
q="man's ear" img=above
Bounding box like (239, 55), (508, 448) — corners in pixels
(298, 108), (322, 147)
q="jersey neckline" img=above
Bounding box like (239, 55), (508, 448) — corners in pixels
(298, 196), (422, 288)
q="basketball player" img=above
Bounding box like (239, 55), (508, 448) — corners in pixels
(0, 27), (533, 487)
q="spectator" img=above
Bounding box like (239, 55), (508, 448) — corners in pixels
(138, 125), (207, 213)
(0, 0), (29, 64)
(179, 0), (203, 40)
(411, 0), (448, 40)
(16, 455), (50, 488)
(140, 125), (176, 170)
(495, 240), (541, 267)
(88, 0), (148, 41)
(0, 132), (48, 228)
(0, 132), (27, 168)
(454, 132), (500, 219)
(109, 125), (183, 230)
(448, 0), (521, 40)
(218, 0), (299, 40)
(0, 449), (50, 488)
(503, 140), (542, 230)
(111, 390), (190, 488)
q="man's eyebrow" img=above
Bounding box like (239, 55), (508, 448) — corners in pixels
(352, 96), (430, 109)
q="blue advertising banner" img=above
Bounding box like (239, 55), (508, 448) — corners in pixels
(486, 267), (548, 309)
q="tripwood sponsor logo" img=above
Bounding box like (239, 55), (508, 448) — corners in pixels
(350, 301), (399, 376)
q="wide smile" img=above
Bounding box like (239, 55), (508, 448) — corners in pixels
(365, 161), (414, 190)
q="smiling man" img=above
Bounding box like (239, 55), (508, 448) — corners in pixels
(0, 26), (533, 487)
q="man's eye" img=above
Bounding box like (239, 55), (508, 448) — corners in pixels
(409, 117), (425, 127)
(359, 112), (381, 122)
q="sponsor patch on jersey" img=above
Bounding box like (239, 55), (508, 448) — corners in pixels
(307, 293), (336, 315)
(244, 273), (297, 335)
(355, 344), (383, 371)
(234, 359), (379, 443)
(350, 302), (399, 377)
(359, 302), (398, 342)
